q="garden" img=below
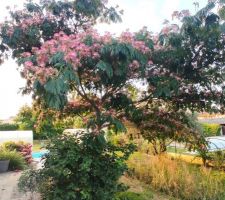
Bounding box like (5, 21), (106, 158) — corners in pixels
(1, 0), (225, 200)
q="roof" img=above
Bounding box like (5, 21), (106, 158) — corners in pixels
(198, 117), (225, 125)
(206, 136), (225, 151)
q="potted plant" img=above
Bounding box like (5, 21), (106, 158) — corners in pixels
(0, 151), (10, 173)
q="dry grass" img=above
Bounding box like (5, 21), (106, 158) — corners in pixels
(168, 152), (203, 165)
(127, 152), (225, 200)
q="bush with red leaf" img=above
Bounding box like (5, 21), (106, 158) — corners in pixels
(3, 141), (33, 164)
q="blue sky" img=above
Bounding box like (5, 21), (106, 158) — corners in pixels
(0, 0), (208, 119)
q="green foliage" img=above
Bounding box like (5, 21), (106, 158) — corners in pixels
(15, 105), (35, 131)
(218, 6), (225, 20)
(0, 151), (26, 170)
(3, 141), (22, 152)
(15, 104), (86, 139)
(0, 123), (19, 131)
(201, 123), (221, 137)
(18, 169), (41, 194)
(96, 60), (113, 78)
(19, 133), (135, 200)
(109, 134), (130, 147)
(151, 2), (225, 113)
(130, 102), (205, 154)
(208, 151), (225, 169)
(115, 192), (145, 200)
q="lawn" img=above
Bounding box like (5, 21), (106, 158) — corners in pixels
(119, 176), (178, 200)
(33, 140), (47, 152)
(166, 146), (187, 154)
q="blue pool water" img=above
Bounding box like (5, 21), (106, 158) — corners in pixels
(32, 151), (48, 159)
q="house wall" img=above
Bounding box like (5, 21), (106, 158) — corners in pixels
(0, 131), (33, 145)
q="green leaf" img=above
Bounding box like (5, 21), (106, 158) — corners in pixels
(44, 77), (67, 95)
(219, 0), (225, 5)
(45, 94), (67, 109)
(63, 68), (80, 85)
(219, 6), (225, 20)
(49, 52), (64, 65)
(96, 60), (113, 78)
(220, 22), (225, 33)
(111, 118), (126, 133)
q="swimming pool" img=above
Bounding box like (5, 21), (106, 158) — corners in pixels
(32, 151), (48, 159)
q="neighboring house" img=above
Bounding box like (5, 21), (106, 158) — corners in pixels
(198, 116), (225, 136)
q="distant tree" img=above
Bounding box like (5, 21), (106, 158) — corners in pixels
(130, 100), (204, 154)
(15, 105), (35, 131)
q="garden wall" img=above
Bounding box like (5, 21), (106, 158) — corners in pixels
(0, 131), (33, 145)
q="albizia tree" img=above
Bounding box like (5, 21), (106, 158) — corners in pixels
(17, 29), (152, 134)
(2, 0), (225, 136)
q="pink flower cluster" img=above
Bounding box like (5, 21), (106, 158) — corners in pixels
(22, 29), (152, 84)
(2, 7), (59, 38)
(172, 10), (190, 20)
(161, 24), (179, 35)
(119, 31), (150, 54)
(23, 60), (58, 84)
(19, 13), (44, 30)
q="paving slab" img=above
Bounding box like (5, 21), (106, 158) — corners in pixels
(0, 171), (40, 200)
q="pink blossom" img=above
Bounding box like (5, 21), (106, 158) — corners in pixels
(148, 60), (153, 65)
(24, 61), (33, 68)
(22, 29), (152, 84)
(129, 60), (140, 69)
(21, 52), (31, 57)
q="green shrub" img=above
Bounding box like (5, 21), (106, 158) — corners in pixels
(0, 151), (26, 170)
(115, 192), (144, 200)
(128, 153), (225, 200)
(109, 134), (130, 147)
(208, 151), (225, 169)
(18, 169), (41, 193)
(0, 123), (19, 131)
(19, 132), (135, 200)
(3, 141), (23, 151)
(201, 123), (221, 137)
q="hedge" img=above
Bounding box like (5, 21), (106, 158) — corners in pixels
(0, 123), (19, 131)
(201, 123), (221, 137)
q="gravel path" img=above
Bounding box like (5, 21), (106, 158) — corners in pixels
(0, 171), (40, 200)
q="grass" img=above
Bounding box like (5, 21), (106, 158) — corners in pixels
(166, 146), (187, 154)
(0, 151), (26, 170)
(119, 176), (178, 200)
(168, 152), (203, 165)
(127, 152), (225, 200)
(33, 140), (47, 152)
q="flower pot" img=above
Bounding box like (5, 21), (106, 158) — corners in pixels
(0, 160), (10, 173)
